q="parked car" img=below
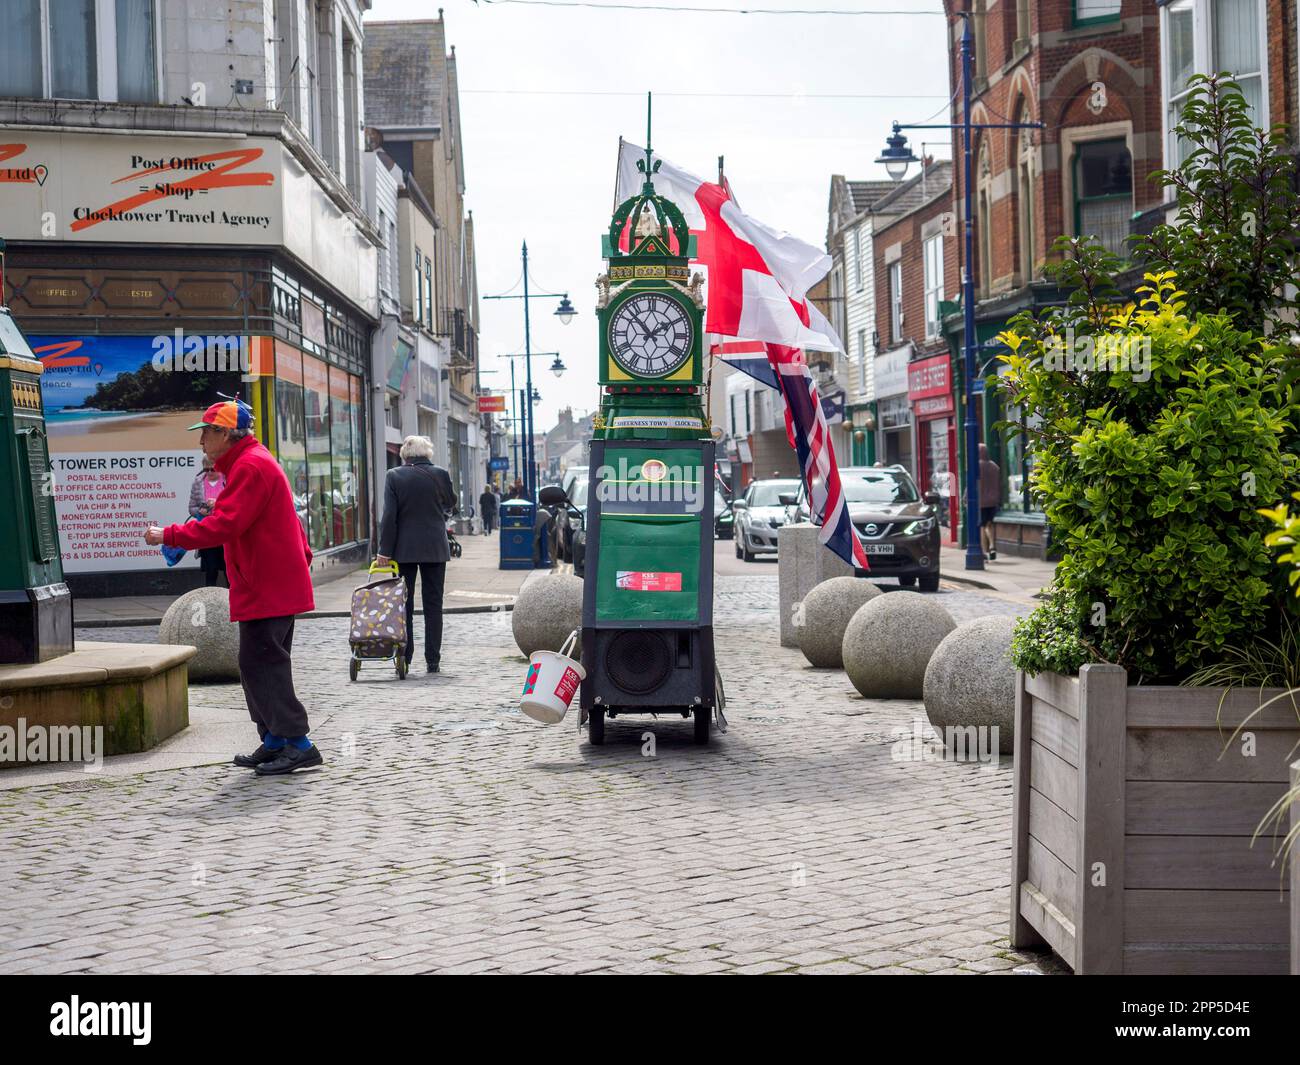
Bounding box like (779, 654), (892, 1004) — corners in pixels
(733, 478), (801, 561)
(783, 465), (941, 590)
(713, 489), (734, 540)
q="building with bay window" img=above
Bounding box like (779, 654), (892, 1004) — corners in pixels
(0, 0), (380, 596)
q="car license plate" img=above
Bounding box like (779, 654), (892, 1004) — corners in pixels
(862, 543), (895, 555)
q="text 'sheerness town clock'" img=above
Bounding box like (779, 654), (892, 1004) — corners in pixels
(578, 121), (723, 746)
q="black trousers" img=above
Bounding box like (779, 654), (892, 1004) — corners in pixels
(399, 561), (447, 668)
(483, 513), (496, 534)
(238, 616), (310, 739)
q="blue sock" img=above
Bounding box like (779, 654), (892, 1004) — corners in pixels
(288, 735), (313, 751)
(263, 734), (286, 750)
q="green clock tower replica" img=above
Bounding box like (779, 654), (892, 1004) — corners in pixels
(578, 127), (722, 746)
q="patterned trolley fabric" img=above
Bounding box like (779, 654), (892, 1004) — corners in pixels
(349, 577), (408, 656)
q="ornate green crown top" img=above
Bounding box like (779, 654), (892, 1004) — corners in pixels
(605, 94), (693, 261)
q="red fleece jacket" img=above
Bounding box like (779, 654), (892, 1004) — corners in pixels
(163, 435), (315, 622)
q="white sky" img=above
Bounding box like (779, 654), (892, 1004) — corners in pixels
(364, 0), (950, 434)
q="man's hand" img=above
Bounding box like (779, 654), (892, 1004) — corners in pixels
(375, 554), (392, 566)
(144, 525), (166, 546)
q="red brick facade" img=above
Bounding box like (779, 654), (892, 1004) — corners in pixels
(943, 1), (1164, 294)
(872, 178), (959, 364)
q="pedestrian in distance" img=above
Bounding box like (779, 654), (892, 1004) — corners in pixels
(479, 485), (498, 535)
(375, 435), (457, 674)
(978, 442), (1002, 561)
(189, 455), (227, 588)
(144, 399), (321, 775)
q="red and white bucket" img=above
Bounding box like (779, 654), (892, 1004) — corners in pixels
(519, 630), (585, 724)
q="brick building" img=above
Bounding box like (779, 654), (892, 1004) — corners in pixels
(868, 162), (960, 543)
(935, 0), (1165, 557)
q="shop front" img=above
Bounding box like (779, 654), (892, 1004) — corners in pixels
(907, 352), (958, 545)
(1, 126), (378, 595)
(872, 344), (913, 476)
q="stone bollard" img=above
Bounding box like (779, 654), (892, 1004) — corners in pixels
(158, 585), (241, 682)
(777, 522), (854, 648)
(922, 615), (1017, 754)
(842, 591), (955, 699)
(512, 571), (584, 658)
(796, 576), (882, 669)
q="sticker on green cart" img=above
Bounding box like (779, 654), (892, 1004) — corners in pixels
(615, 571), (682, 592)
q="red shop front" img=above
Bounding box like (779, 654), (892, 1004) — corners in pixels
(908, 353), (958, 545)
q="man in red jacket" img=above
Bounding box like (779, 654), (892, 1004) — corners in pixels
(145, 399), (322, 775)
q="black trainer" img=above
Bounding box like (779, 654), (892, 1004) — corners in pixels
(254, 744), (324, 776)
(233, 743), (281, 768)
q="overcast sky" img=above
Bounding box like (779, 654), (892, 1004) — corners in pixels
(364, 0), (950, 434)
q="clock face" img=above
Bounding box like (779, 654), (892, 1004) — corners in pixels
(609, 293), (694, 377)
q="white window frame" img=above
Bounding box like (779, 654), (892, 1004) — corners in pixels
(889, 261), (903, 343)
(21, 0), (162, 103)
(923, 234), (943, 340)
(1160, 0), (1269, 177)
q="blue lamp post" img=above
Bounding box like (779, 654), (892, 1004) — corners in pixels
(484, 242), (576, 501)
(878, 11), (1042, 571)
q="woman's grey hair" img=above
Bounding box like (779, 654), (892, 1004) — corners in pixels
(400, 435), (435, 462)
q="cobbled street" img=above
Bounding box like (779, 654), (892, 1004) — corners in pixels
(0, 577), (1064, 975)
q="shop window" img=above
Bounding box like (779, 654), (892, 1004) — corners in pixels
(274, 345), (310, 541)
(329, 366), (357, 545)
(1073, 138), (1133, 257)
(350, 374), (367, 537)
(1163, 0), (1265, 168)
(302, 353), (334, 551)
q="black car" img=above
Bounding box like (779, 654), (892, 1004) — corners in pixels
(784, 465), (942, 590)
(713, 489), (734, 540)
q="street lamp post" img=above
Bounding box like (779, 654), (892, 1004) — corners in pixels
(877, 12), (1041, 571)
(484, 242), (576, 502)
(500, 350), (564, 495)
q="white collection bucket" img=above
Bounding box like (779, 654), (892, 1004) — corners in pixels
(519, 630), (586, 724)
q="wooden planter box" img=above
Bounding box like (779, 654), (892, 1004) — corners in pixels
(1010, 665), (1298, 974)
(1292, 761), (1300, 976)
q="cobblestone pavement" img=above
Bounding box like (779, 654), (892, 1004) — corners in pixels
(0, 578), (1065, 974)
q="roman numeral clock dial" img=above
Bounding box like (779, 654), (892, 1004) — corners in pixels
(609, 293), (694, 377)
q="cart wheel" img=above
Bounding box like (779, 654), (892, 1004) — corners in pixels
(396, 656), (408, 679)
(588, 708), (605, 745)
(694, 705), (711, 745)
(349, 657), (359, 682)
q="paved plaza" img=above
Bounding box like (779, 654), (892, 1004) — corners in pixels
(0, 574), (1064, 974)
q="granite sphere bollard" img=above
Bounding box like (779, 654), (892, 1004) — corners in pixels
(796, 576), (882, 668)
(158, 585), (241, 682)
(923, 615), (1017, 754)
(842, 591), (956, 699)
(512, 571), (584, 658)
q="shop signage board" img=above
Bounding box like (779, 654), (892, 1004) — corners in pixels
(908, 353), (951, 401)
(33, 334), (242, 573)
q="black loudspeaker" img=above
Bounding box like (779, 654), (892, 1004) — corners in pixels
(581, 625), (715, 713)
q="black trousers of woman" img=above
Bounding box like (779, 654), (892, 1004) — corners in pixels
(398, 561), (447, 670)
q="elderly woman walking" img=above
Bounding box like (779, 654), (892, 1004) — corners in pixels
(376, 435), (457, 674)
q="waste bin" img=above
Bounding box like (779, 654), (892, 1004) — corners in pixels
(500, 499), (539, 570)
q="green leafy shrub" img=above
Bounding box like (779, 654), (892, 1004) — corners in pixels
(998, 270), (1295, 681)
(1133, 73), (1298, 337)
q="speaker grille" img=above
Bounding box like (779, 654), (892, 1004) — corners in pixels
(605, 630), (673, 694)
